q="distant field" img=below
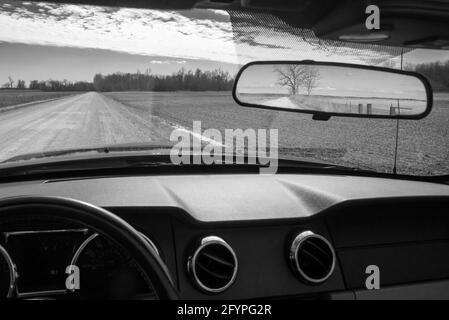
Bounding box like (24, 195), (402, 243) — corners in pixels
(434, 92), (449, 102)
(105, 91), (449, 176)
(240, 93), (426, 116)
(0, 90), (74, 109)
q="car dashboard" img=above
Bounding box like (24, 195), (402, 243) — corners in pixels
(1, 173), (449, 300)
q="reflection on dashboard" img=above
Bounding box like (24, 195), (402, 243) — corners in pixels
(0, 228), (157, 299)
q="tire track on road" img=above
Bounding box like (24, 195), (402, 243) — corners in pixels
(0, 92), (178, 162)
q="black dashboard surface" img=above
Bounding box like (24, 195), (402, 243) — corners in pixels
(1, 173), (449, 299)
(0, 174), (448, 222)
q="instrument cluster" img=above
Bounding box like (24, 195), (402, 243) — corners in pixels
(0, 228), (156, 299)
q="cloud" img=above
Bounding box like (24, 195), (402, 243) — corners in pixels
(150, 60), (186, 64)
(0, 1), (411, 66)
(0, 1), (238, 63)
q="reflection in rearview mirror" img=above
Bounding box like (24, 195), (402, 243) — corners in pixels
(234, 62), (431, 119)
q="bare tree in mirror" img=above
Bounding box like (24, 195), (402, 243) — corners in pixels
(275, 65), (320, 96)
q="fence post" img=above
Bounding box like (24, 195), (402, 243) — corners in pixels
(367, 103), (372, 115)
(390, 105), (396, 116)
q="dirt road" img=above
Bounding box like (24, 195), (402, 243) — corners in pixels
(0, 92), (177, 162)
(0, 90), (448, 175)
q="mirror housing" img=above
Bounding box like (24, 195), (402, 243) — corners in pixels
(233, 61), (433, 120)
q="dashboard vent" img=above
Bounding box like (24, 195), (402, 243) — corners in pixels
(188, 236), (238, 293)
(289, 231), (336, 284)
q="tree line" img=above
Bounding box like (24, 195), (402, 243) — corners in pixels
(3, 62), (448, 93)
(1, 68), (234, 92)
(413, 61), (449, 92)
(29, 80), (94, 91)
(93, 68), (234, 92)
(1, 76), (27, 89)
(1, 77), (94, 91)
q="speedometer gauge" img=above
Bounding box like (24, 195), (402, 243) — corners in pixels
(0, 245), (16, 298)
(70, 233), (157, 299)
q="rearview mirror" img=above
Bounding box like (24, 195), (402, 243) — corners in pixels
(233, 61), (432, 120)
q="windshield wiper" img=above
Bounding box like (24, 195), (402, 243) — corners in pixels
(275, 157), (376, 174)
(1, 142), (175, 164)
(0, 153), (373, 178)
(0, 143), (377, 180)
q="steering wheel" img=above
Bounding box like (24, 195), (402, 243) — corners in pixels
(0, 196), (179, 300)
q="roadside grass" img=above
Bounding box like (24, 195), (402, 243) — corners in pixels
(105, 91), (449, 176)
(0, 89), (75, 109)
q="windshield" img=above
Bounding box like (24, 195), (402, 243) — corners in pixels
(1, 1), (449, 176)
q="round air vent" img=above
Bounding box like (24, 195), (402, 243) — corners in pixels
(187, 236), (238, 293)
(289, 231), (336, 284)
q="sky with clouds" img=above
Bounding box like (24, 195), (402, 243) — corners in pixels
(0, 1), (236, 62)
(0, 0), (449, 84)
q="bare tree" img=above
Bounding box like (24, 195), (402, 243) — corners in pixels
(17, 80), (26, 89)
(275, 65), (319, 96)
(302, 66), (320, 95)
(275, 65), (304, 95)
(7, 76), (14, 89)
